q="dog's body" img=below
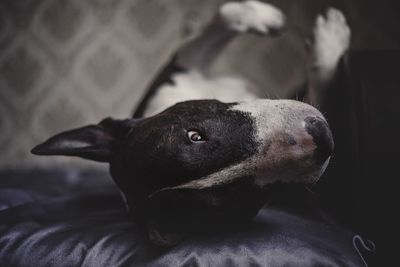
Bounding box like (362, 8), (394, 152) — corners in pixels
(32, 1), (350, 246)
(135, 1), (350, 118)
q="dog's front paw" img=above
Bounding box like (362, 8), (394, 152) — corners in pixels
(219, 0), (285, 35)
(312, 8), (351, 69)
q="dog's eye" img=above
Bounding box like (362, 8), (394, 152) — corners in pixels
(187, 130), (205, 143)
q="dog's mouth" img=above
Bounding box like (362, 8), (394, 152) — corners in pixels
(149, 153), (331, 201)
(148, 155), (331, 206)
(145, 157), (331, 241)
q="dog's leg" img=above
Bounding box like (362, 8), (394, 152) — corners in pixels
(306, 8), (351, 106)
(134, 1), (285, 117)
(179, 0), (286, 74)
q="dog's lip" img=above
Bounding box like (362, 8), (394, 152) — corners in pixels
(148, 156), (331, 199)
(149, 163), (329, 199)
(320, 156), (331, 176)
(313, 156), (332, 183)
(148, 175), (252, 199)
(148, 178), (225, 199)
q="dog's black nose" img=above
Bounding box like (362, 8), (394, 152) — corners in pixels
(304, 116), (334, 164)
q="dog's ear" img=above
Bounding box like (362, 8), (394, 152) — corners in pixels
(31, 118), (139, 162)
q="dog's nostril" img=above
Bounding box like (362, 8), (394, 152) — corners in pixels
(308, 117), (318, 124)
(286, 135), (297, 146)
(304, 116), (334, 164)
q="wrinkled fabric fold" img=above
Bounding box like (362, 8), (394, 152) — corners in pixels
(0, 170), (366, 266)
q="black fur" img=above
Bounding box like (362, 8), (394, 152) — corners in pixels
(120, 100), (259, 193)
(32, 99), (263, 246)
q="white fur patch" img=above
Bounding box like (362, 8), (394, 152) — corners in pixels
(232, 99), (322, 146)
(219, 0), (285, 34)
(144, 71), (257, 117)
(312, 8), (351, 72)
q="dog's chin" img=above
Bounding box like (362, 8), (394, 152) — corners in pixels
(258, 156), (332, 189)
(254, 157), (332, 204)
(144, 162), (332, 247)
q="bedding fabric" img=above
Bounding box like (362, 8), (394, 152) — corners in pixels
(0, 170), (370, 267)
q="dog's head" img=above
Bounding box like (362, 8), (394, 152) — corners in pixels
(32, 99), (333, 245)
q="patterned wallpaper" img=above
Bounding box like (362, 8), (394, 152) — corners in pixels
(0, 0), (398, 169)
(0, 0), (224, 169)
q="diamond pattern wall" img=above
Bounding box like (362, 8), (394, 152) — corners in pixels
(0, 0), (222, 169)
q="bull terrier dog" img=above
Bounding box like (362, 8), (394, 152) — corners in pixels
(32, 1), (350, 246)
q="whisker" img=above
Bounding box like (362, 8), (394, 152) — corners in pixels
(263, 89), (270, 99)
(305, 185), (316, 194)
(271, 87), (280, 99)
